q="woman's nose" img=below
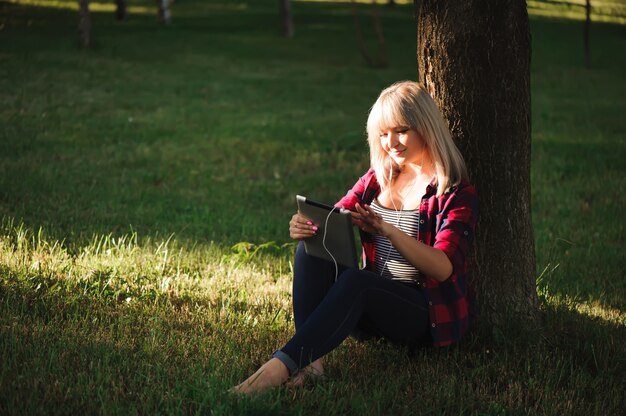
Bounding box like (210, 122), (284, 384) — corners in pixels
(387, 132), (399, 147)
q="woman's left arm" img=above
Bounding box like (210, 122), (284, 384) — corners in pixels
(353, 185), (477, 282)
(354, 203), (452, 282)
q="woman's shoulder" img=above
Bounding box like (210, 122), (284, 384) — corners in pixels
(446, 180), (476, 197)
(362, 167), (377, 182)
(438, 180), (478, 211)
(335, 168), (380, 208)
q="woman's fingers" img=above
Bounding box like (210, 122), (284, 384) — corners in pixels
(355, 203), (381, 224)
(289, 212), (318, 240)
(354, 203), (386, 235)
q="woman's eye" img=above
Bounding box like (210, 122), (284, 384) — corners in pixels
(379, 133), (388, 138)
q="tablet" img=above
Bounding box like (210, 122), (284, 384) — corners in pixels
(296, 195), (359, 269)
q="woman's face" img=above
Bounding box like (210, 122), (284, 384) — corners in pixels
(379, 126), (426, 167)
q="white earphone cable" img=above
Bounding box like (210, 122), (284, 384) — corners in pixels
(322, 206), (339, 281)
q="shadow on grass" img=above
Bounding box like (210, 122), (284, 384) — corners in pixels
(0, 276), (624, 415)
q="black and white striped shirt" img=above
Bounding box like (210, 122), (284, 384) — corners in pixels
(370, 199), (420, 285)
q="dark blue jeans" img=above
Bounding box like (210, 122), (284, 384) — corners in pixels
(273, 242), (430, 375)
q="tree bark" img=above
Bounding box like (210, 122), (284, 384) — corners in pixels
(279, 0), (295, 38)
(157, 0), (171, 24)
(414, 0), (538, 325)
(78, 0), (91, 48)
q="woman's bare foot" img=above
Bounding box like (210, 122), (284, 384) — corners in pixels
(231, 358), (289, 395)
(286, 358), (325, 388)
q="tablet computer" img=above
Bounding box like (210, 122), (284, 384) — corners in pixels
(296, 195), (359, 269)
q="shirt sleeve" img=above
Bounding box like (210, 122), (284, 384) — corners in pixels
(433, 184), (478, 278)
(335, 168), (377, 210)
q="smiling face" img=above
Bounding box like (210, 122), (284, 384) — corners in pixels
(378, 127), (426, 167)
(366, 81), (467, 194)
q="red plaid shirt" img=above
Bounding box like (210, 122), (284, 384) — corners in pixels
(336, 168), (478, 347)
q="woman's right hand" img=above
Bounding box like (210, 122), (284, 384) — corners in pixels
(289, 212), (318, 240)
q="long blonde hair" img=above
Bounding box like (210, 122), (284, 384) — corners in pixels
(366, 81), (468, 197)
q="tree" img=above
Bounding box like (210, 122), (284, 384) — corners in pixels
(78, 0), (91, 48)
(414, 0), (538, 325)
(157, 0), (171, 24)
(279, 0), (294, 38)
(352, 0), (388, 68)
(115, 0), (127, 21)
(584, 0), (591, 67)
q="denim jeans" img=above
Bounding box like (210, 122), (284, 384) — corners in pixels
(273, 242), (430, 375)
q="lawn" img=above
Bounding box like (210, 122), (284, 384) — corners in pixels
(0, 0), (624, 414)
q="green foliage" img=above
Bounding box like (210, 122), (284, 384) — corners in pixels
(0, 0), (624, 415)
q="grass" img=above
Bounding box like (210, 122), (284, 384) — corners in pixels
(1, 0), (625, 414)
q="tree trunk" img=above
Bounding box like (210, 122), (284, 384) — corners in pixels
(351, 1), (388, 68)
(584, 0), (591, 67)
(115, 0), (127, 21)
(414, 0), (538, 326)
(279, 0), (295, 38)
(157, 0), (171, 24)
(78, 0), (91, 48)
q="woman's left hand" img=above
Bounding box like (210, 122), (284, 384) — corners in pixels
(352, 203), (391, 237)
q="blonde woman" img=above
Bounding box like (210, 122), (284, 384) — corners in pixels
(233, 81), (478, 394)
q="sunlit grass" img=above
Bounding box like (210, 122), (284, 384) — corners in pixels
(528, 0), (626, 24)
(1, 0), (624, 414)
(297, 0), (626, 25)
(10, 0), (626, 25)
(6, 0), (154, 14)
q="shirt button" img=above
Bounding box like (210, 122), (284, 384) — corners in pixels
(420, 219), (425, 224)
(431, 323), (436, 328)
(428, 301), (433, 306)
(464, 231), (469, 236)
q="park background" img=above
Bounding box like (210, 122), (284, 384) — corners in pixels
(0, 0), (624, 414)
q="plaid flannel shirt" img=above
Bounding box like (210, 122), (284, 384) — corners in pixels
(336, 168), (478, 347)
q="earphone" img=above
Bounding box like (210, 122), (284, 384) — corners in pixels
(321, 143), (425, 280)
(321, 206), (339, 281)
(378, 150), (424, 277)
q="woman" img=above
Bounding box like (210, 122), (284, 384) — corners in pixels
(233, 81), (477, 394)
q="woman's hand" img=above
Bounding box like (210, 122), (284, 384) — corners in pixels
(352, 203), (392, 237)
(289, 212), (318, 240)
(354, 203), (454, 282)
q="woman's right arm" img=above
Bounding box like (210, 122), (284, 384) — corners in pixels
(289, 212), (318, 240)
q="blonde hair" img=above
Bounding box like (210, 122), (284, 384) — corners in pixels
(366, 81), (468, 197)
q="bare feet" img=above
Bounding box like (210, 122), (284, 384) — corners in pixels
(286, 358), (325, 388)
(231, 358), (289, 395)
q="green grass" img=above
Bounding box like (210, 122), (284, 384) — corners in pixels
(1, 0), (625, 414)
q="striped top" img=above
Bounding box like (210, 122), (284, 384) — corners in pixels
(370, 199), (420, 285)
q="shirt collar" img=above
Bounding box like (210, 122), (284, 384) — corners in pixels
(425, 177), (438, 195)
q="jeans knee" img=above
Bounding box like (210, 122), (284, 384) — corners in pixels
(335, 268), (368, 293)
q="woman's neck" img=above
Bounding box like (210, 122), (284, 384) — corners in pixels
(379, 163), (435, 210)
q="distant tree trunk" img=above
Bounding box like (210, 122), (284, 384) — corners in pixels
(351, 0), (388, 68)
(115, 0), (127, 21)
(78, 0), (91, 48)
(584, 0), (591, 67)
(414, 0), (538, 326)
(388, 0), (396, 6)
(157, 0), (171, 24)
(279, 0), (295, 38)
